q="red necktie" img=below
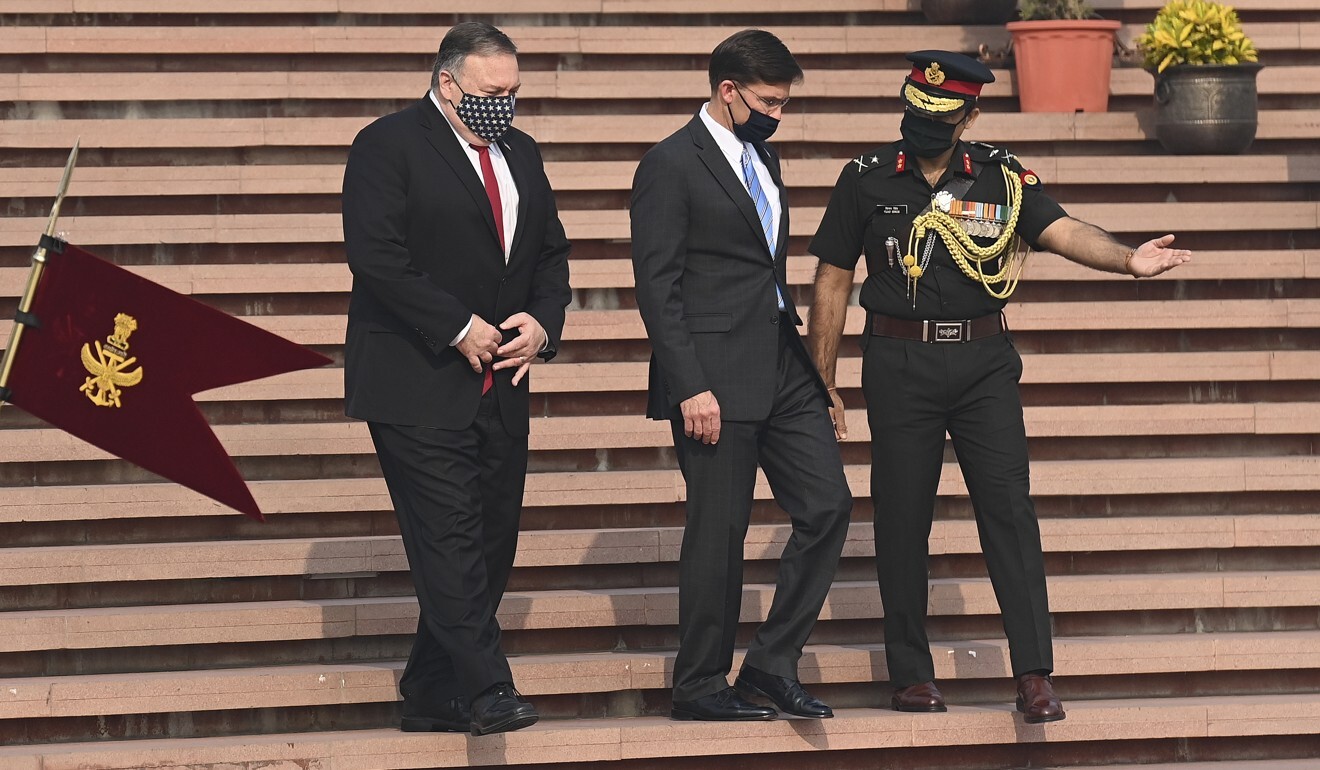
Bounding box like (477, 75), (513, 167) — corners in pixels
(471, 143), (504, 395)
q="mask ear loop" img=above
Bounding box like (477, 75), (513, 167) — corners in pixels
(441, 70), (467, 112)
(726, 83), (753, 129)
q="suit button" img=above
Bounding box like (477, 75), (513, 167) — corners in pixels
(770, 315), (779, 324)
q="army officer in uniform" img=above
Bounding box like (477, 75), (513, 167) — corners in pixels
(807, 51), (1191, 723)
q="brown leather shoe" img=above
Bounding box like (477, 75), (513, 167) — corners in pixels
(1016, 673), (1066, 723)
(891, 681), (947, 712)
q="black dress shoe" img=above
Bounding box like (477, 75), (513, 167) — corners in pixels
(470, 683), (539, 736)
(735, 666), (833, 719)
(672, 686), (778, 721)
(400, 696), (470, 732)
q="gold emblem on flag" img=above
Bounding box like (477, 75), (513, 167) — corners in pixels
(925, 63), (946, 86)
(80, 313), (144, 408)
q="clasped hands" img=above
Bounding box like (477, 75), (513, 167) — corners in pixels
(456, 312), (546, 386)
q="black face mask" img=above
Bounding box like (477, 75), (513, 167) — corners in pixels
(728, 88), (780, 144)
(900, 111), (962, 158)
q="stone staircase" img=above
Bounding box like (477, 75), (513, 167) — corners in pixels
(1, 0), (1318, 767)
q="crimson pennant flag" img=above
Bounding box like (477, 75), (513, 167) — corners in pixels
(2, 238), (332, 520)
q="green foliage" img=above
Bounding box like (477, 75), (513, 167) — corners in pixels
(1017, 0), (1096, 21)
(1137, 0), (1259, 73)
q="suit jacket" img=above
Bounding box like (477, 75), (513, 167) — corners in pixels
(342, 95), (571, 435)
(631, 114), (826, 422)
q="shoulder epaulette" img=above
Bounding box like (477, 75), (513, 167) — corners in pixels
(849, 144), (900, 176)
(968, 141), (1043, 190)
(967, 141), (1020, 168)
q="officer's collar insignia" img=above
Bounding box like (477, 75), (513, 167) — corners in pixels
(853, 153), (885, 173)
(973, 141), (1017, 164)
(1021, 171), (1041, 187)
(895, 150), (906, 173)
(963, 152), (973, 175)
(924, 62), (946, 87)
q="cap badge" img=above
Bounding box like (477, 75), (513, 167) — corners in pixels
(925, 63), (946, 87)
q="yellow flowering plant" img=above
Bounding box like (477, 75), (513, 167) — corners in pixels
(1137, 0), (1258, 73)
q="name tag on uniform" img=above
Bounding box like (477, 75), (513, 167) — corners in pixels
(878, 204), (908, 215)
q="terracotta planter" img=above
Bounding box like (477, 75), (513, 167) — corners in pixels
(1153, 63), (1262, 155)
(1007, 19), (1122, 113)
(921, 0), (1016, 24)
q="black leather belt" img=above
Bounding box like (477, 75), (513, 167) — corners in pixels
(870, 313), (1005, 344)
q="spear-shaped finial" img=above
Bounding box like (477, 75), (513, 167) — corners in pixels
(0, 139), (82, 408)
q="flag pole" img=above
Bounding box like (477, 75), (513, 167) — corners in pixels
(0, 139), (80, 411)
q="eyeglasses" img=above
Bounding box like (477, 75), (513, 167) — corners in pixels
(737, 83), (791, 111)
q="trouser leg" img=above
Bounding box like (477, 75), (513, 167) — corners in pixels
(947, 335), (1053, 676)
(369, 403), (517, 702)
(669, 418), (760, 702)
(864, 337), (950, 687)
(744, 333), (852, 679)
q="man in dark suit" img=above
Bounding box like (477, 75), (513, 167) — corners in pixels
(630, 30), (853, 722)
(341, 22), (571, 737)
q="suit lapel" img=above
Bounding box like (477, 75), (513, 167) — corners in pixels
(418, 95), (503, 255)
(689, 117), (774, 259)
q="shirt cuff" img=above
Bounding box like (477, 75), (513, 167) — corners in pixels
(449, 316), (474, 347)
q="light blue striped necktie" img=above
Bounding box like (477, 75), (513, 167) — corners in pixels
(740, 146), (786, 311)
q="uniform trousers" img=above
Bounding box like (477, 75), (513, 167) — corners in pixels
(669, 322), (853, 702)
(368, 390), (526, 707)
(864, 331), (1053, 687)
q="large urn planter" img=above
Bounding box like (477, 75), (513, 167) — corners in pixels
(921, 0), (1017, 24)
(1007, 19), (1122, 112)
(1153, 63), (1262, 154)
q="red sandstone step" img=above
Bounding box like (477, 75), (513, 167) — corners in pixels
(7, 0), (901, 15)
(0, 693), (1317, 769)
(5, 157), (1318, 198)
(1, 111), (1316, 152)
(7, 66), (1320, 102)
(1, 252), (1311, 309)
(4, 20), (1314, 56)
(179, 349), (1320, 403)
(3, 631), (1317, 720)
(5, 401), (1318, 464)
(0, 343), (1300, 409)
(5, 0), (1309, 18)
(6, 299), (1319, 349)
(2, 199), (1313, 248)
(3, 571), (1318, 653)
(3, 513), (1314, 586)
(3, 456), (1319, 524)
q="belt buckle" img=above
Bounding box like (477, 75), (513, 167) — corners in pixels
(928, 321), (965, 343)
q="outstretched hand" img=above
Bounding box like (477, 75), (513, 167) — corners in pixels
(1129, 234), (1192, 277)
